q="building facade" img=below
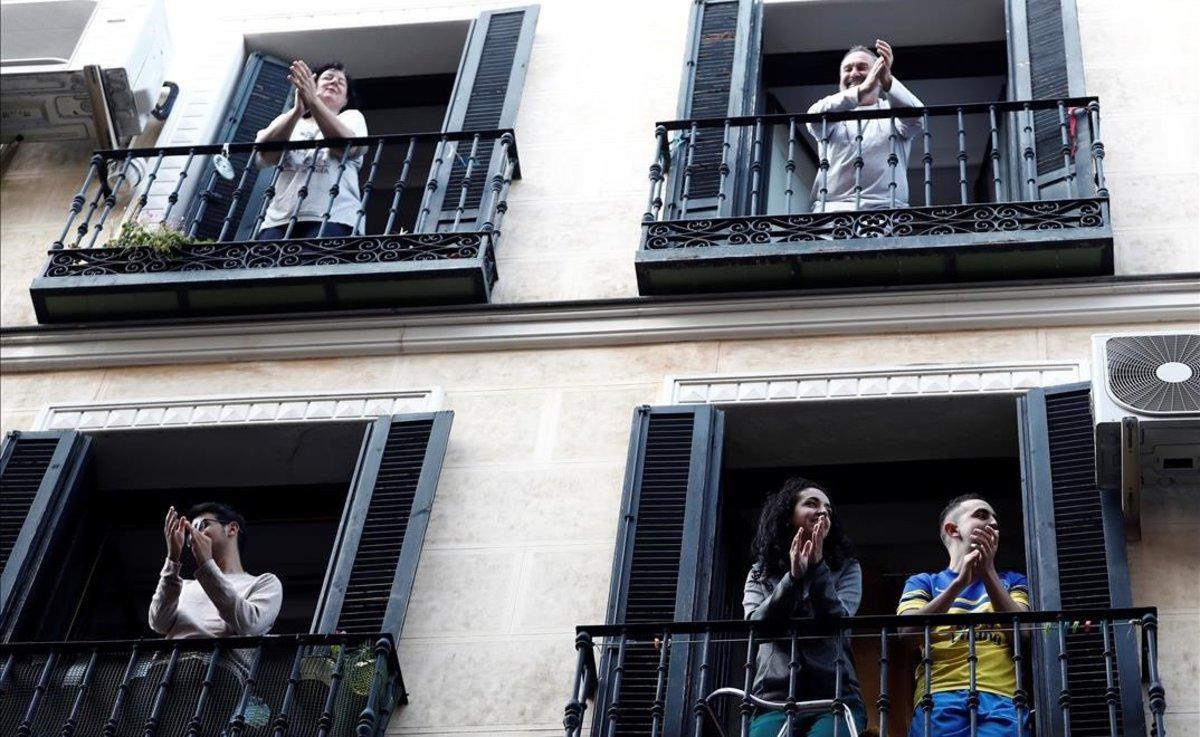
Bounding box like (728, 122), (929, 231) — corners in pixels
(0, 0), (1197, 735)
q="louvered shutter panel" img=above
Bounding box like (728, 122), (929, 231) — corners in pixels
(672, 0), (762, 218)
(420, 7), (538, 233)
(1018, 385), (1145, 737)
(597, 405), (724, 737)
(1006, 0), (1087, 199)
(185, 53), (292, 241)
(313, 413), (452, 637)
(0, 431), (91, 641)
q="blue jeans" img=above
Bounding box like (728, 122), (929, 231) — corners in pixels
(907, 690), (1020, 737)
(257, 221), (352, 240)
(750, 699), (867, 737)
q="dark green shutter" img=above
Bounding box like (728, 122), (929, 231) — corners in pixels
(0, 430), (91, 642)
(313, 412), (451, 638)
(672, 0), (762, 218)
(597, 405), (724, 737)
(421, 6), (538, 233)
(1018, 385), (1145, 737)
(1006, 0), (1086, 198)
(186, 52), (292, 241)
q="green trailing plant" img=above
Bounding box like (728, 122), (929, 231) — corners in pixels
(113, 220), (208, 255)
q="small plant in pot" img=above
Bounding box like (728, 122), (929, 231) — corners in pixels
(113, 220), (209, 255)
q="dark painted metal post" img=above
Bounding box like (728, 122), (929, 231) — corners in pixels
(785, 118), (798, 215)
(71, 159), (109, 246)
(187, 167), (221, 239)
(562, 631), (591, 737)
(60, 650), (99, 737)
(414, 135), (449, 233)
(921, 626), (933, 737)
(852, 118), (865, 211)
(131, 151), (166, 223)
(141, 646), (180, 737)
(55, 155), (104, 249)
(1056, 621), (1073, 737)
(645, 126), (669, 223)
(87, 153), (137, 246)
(354, 139), (386, 235)
(1101, 619), (1119, 737)
(317, 144), (354, 237)
(270, 642), (306, 737)
(384, 137), (418, 235)
(955, 108), (969, 205)
(888, 117), (900, 209)
(16, 652), (57, 737)
(314, 645), (348, 737)
(101, 646), (141, 737)
(159, 148), (197, 228)
(878, 628), (890, 737)
(1087, 101), (1108, 197)
(989, 105), (1004, 202)
(786, 629), (799, 737)
(817, 116), (831, 212)
(749, 117), (764, 215)
(451, 133), (483, 231)
(716, 120), (732, 215)
(218, 146), (259, 242)
(355, 637), (394, 737)
(967, 625), (979, 737)
(1143, 613), (1168, 737)
(481, 134), (513, 234)
(283, 145), (320, 239)
(604, 634), (628, 737)
(740, 627), (758, 737)
(1011, 618), (1028, 737)
(1022, 105), (1038, 201)
(691, 629), (713, 737)
(679, 122), (699, 218)
(249, 148), (287, 239)
(650, 630), (671, 737)
(832, 628), (846, 737)
(1057, 101), (1077, 198)
(491, 156), (516, 242)
(228, 647), (263, 737)
(921, 111), (933, 206)
(184, 645), (222, 737)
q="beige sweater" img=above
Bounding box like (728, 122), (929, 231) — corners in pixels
(148, 558), (283, 638)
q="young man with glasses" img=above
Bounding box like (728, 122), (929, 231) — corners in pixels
(149, 503), (283, 638)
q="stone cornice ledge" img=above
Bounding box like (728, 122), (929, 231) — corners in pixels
(2, 277), (1198, 372)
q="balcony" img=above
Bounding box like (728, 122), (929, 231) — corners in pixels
(563, 608), (1169, 736)
(29, 129), (518, 323)
(0, 633), (403, 736)
(636, 97), (1113, 295)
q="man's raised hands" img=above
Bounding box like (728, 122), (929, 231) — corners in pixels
(874, 39), (894, 91)
(857, 56), (888, 105)
(164, 507), (187, 563)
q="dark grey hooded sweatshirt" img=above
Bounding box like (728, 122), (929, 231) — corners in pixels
(742, 559), (863, 703)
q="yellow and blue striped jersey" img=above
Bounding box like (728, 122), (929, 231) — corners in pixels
(896, 569), (1030, 698)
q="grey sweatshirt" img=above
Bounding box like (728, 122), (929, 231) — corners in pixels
(742, 559), (863, 703)
(148, 558), (283, 638)
(806, 80), (924, 211)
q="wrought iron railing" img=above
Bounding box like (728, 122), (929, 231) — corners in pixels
(564, 608), (1167, 737)
(641, 97), (1108, 247)
(45, 128), (516, 271)
(0, 634), (403, 737)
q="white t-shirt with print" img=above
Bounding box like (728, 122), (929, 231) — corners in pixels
(260, 109), (368, 232)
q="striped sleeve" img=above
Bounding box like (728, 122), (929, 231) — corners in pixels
(897, 573), (932, 614)
(1006, 572), (1031, 609)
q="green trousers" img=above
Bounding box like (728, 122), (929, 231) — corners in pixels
(748, 700), (867, 737)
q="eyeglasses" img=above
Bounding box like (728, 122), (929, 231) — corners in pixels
(193, 518), (226, 531)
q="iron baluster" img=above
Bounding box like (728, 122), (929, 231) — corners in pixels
(679, 122), (699, 218)
(852, 118), (865, 211)
(228, 646), (263, 737)
(316, 143), (354, 238)
(831, 629), (847, 737)
(1056, 621), (1073, 737)
(283, 145), (321, 239)
(481, 133), (513, 233)
(1022, 104), (1038, 201)
(101, 646), (141, 737)
(159, 148), (197, 229)
(60, 650), (99, 737)
(877, 628), (890, 737)
(218, 146), (259, 242)
(786, 629), (799, 737)
(749, 117), (764, 215)
(562, 631), (591, 737)
(716, 120), (732, 215)
(249, 147), (287, 240)
(353, 138), (385, 236)
(1143, 613), (1167, 737)
(604, 634), (628, 737)
(956, 108), (969, 204)
(451, 133), (483, 231)
(1087, 101), (1108, 197)
(784, 118), (798, 215)
(186, 166), (222, 239)
(817, 116), (831, 212)
(691, 629), (712, 737)
(644, 126), (669, 223)
(86, 153), (136, 247)
(888, 116), (899, 209)
(184, 645), (222, 737)
(384, 137), (417, 235)
(967, 625), (979, 737)
(131, 151), (165, 222)
(54, 155), (103, 249)
(1011, 618), (1028, 737)
(355, 637), (394, 737)
(1057, 100), (1077, 198)
(490, 155), (516, 244)
(649, 630), (670, 737)
(414, 135), (449, 233)
(921, 111), (933, 206)
(71, 170), (107, 247)
(740, 627), (758, 737)
(988, 105), (1004, 202)
(141, 646), (180, 737)
(315, 645), (348, 737)
(16, 651), (57, 737)
(1101, 619), (1119, 737)
(920, 626), (933, 737)
(270, 642), (306, 737)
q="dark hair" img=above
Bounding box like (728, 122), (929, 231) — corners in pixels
(842, 44), (879, 62)
(186, 502), (247, 547)
(751, 477), (856, 581)
(311, 61), (357, 112)
(938, 493), (987, 540)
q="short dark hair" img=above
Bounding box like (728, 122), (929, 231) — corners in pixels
(938, 493), (987, 536)
(312, 61), (357, 112)
(187, 502), (247, 547)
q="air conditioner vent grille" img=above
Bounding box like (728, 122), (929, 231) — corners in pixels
(1105, 334), (1200, 414)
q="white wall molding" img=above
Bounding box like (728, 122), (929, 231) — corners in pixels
(2, 278), (1198, 372)
(663, 361), (1087, 405)
(34, 389), (443, 432)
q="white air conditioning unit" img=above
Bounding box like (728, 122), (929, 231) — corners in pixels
(0, 0), (170, 146)
(1092, 332), (1200, 536)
